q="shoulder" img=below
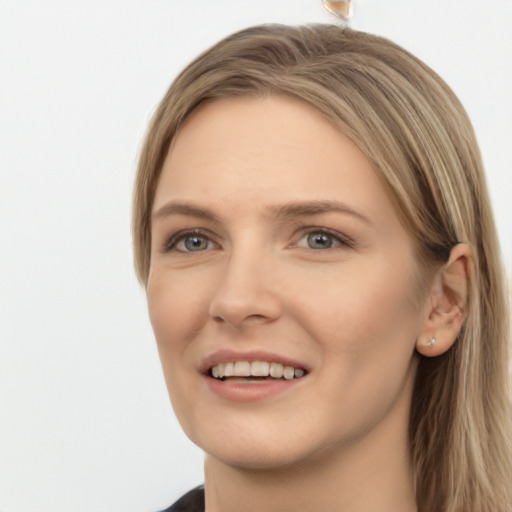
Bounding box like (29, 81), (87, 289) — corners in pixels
(158, 486), (205, 512)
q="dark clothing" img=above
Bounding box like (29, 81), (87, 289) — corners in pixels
(160, 486), (205, 512)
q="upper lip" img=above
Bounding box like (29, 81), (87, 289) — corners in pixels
(199, 349), (310, 375)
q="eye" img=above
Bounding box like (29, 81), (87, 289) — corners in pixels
(165, 231), (219, 253)
(295, 230), (350, 250)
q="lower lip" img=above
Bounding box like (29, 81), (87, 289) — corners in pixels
(206, 376), (304, 402)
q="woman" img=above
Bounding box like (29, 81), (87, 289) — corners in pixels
(132, 24), (511, 512)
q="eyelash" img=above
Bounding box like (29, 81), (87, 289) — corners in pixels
(293, 228), (355, 250)
(162, 227), (354, 253)
(163, 229), (219, 253)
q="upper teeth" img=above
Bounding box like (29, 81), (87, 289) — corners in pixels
(211, 361), (305, 380)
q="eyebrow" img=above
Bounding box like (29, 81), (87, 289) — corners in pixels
(269, 200), (373, 226)
(152, 202), (221, 223)
(152, 199), (373, 226)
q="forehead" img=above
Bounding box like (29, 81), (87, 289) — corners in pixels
(154, 96), (394, 222)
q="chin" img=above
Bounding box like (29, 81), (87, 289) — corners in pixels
(206, 445), (311, 471)
(186, 418), (332, 472)
(196, 432), (295, 469)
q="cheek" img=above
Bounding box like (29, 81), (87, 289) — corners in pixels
(145, 270), (209, 405)
(291, 258), (422, 354)
(146, 271), (207, 429)
(295, 261), (421, 426)
(147, 269), (208, 346)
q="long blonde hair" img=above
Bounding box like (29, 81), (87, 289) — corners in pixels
(132, 24), (511, 511)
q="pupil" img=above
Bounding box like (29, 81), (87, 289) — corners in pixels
(308, 232), (332, 249)
(185, 236), (207, 251)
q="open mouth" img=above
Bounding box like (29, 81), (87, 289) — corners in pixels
(209, 361), (307, 381)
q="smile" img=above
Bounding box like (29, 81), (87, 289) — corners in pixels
(210, 361), (306, 380)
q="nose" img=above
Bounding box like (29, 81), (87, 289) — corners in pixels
(208, 248), (283, 328)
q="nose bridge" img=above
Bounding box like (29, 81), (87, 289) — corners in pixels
(208, 238), (281, 327)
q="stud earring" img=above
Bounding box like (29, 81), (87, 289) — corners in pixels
(426, 337), (437, 347)
(322, 0), (353, 23)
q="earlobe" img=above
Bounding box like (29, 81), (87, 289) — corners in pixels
(416, 244), (472, 357)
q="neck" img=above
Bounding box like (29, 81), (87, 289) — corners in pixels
(203, 396), (417, 512)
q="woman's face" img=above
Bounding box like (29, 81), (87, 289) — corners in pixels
(147, 96), (430, 469)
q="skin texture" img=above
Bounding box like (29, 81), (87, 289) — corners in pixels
(146, 96), (469, 512)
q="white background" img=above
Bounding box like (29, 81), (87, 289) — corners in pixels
(1, 1), (511, 511)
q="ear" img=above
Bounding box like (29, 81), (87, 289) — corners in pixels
(416, 244), (472, 357)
